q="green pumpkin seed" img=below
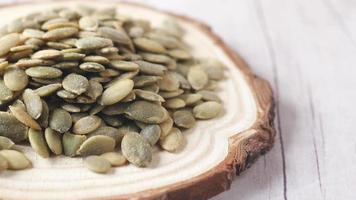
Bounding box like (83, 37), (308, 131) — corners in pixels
(133, 75), (161, 87)
(164, 98), (186, 109)
(98, 27), (131, 45)
(158, 72), (180, 92)
(79, 62), (105, 72)
(173, 110), (195, 128)
(83, 55), (109, 65)
(146, 31), (181, 49)
(0, 79), (14, 102)
(159, 89), (184, 99)
(134, 89), (165, 102)
(75, 37), (113, 50)
(73, 115), (102, 135)
(53, 61), (78, 70)
(193, 101), (222, 119)
(84, 80), (103, 100)
(125, 101), (168, 124)
(140, 52), (175, 65)
(159, 127), (184, 152)
(110, 60), (139, 71)
(44, 128), (62, 155)
(101, 152), (127, 167)
(140, 125), (161, 146)
(197, 90), (222, 102)
(7, 49), (33, 62)
(97, 46), (119, 54)
(0, 154), (8, 170)
(57, 89), (77, 99)
(159, 116), (173, 139)
(89, 126), (123, 143)
(187, 66), (208, 90)
(46, 42), (72, 50)
(37, 100), (49, 128)
(35, 83), (62, 97)
(10, 44), (36, 52)
(0, 136), (14, 150)
(199, 58), (225, 80)
(25, 66), (62, 79)
(179, 93), (202, 105)
(79, 16), (98, 31)
(28, 128), (49, 158)
(121, 132), (152, 167)
(41, 18), (68, 30)
(0, 150), (30, 170)
(62, 132), (86, 157)
(84, 155), (111, 173)
(171, 72), (191, 90)
(62, 73), (89, 95)
(101, 115), (123, 127)
(9, 106), (41, 130)
(15, 59), (47, 68)
(142, 84), (159, 93)
(76, 135), (115, 156)
(4, 67), (28, 91)
(99, 79), (134, 105)
(23, 28), (44, 38)
(61, 103), (81, 113)
(31, 49), (62, 60)
(0, 33), (21, 57)
(23, 89), (42, 119)
(133, 37), (166, 54)
(134, 60), (166, 76)
(49, 108), (72, 133)
(100, 69), (120, 77)
(61, 52), (85, 61)
(168, 49), (191, 60)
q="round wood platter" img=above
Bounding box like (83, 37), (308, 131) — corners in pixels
(0, 1), (276, 199)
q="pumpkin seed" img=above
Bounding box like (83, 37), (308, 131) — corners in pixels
(84, 155), (111, 173)
(168, 49), (191, 60)
(171, 72), (191, 90)
(140, 125), (161, 146)
(179, 93), (202, 105)
(0, 33), (21, 57)
(125, 101), (168, 124)
(26, 67), (62, 79)
(134, 89), (165, 102)
(88, 126), (123, 143)
(71, 113), (88, 123)
(77, 135), (115, 156)
(98, 27), (131, 45)
(187, 66), (208, 90)
(61, 103), (81, 113)
(49, 108), (72, 133)
(134, 60), (166, 76)
(23, 28), (44, 38)
(110, 60), (139, 71)
(197, 90), (222, 102)
(121, 132), (152, 167)
(47, 42), (72, 50)
(35, 83), (62, 97)
(159, 89), (184, 99)
(133, 75), (161, 87)
(4, 67), (28, 91)
(75, 36), (113, 50)
(44, 128), (62, 155)
(100, 69), (120, 77)
(99, 79), (134, 105)
(142, 84), (159, 93)
(173, 110), (195, 128)
(101, 115), (123, 127)
(62, 132), (86, 157)
(57, 89), (77, 99)
(23, 89), (42, 119)
(31, 49), (62, 60)
(15, 59), (46, 68)
(164, 98), (186, 109)
(101, 102), (130, 115)
(73, 115), (102, 135)
(159, 127), (184, 152)
(0, 136), (15, 150)
(193, 101), (222, 119)
(159, 116), (173, 139)
(0, 79), (14, 102)
(28, 128), (49, 158)
(8, 49), (33, 62)
(9, 106), (41, 130)
(79, 62), (105, 72)
(100, 152), (127, 167)
(84, 80), (103, 100)
(158, 72), (180, 92)
(133, 37), (166, 54)
(0, 154), (8, 170)
(0, 150), (30, 170)
(79, 16), (98, 31)
(83, 55), (109, 65)
(62, 73), (89, 95)
(61, 52), (85, 61)
(10, 44), (36, 52)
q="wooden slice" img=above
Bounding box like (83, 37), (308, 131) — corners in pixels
(0, 1), (276, 199)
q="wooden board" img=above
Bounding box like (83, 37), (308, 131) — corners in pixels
(0, 1), (275, 200)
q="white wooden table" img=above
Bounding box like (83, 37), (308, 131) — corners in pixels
(129, 0), (356, 199)
(3, 0), (356, 199)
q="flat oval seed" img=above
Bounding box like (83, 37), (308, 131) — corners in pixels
(134, 89), (165, 102)
(0, 79), (14, 102)
(159, 117), (174, 139)
(110, 60), (139, 71)
(193, 101), (222, 119)
(168, 49), (191, 60)
(159, 127), (184, 152)
(198, 90), (222, 102)
(88, 126), (123, 144)
(35, 83), (62, 97)
(62, 132), (86, 157)
(164, 98), (186, 109)
(28, 128), (49, 158)
(25, 66), (63, 78)
(0, 154), (8, 170)
(188, 66), (209, 90)
(140, 125), (161, 146)
(159, 89), (184, 99)
(158, 72), (180, 92)
(121, 132), (152, 167)
(32, 49), (62, 60)
(76, 135), (115, 156)
(44, 128), (62, 155)
(23, 29), (44, 38)
(0, 150), (30, 170)
(0, 136), (15, 150)
(57, 89), (77, 99)
(100, 152), (127, 167)
(125, 101), (168, 124)
(179, 93), (202, 105)
(99, 79), (134, 105)
(133, 37), (166, 54)
(173, 110), (196, 128)
(62, 73), (89, 95)
(42, 27), (78, 41)
(4, 67), (28, 91)
(0, 33), (21, 57)
(73, 116), (102, 135)
(79, 17), (98, 31)
(98, 27), (131, 45)
(83, 56), (109, 65)
(23, 89), (42, 119)
(79, 62), (105, 72)
(9, 106), (41, 130)
(134, 60), (166, 76)
(49, 108), (72, 133)
(84, 155), (111, 173)
(75, 37), (113, 50)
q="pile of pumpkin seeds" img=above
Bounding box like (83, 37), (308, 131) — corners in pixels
(0, 6), (225, 173)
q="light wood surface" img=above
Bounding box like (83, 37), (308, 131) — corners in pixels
(126, 0), (355, 200)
